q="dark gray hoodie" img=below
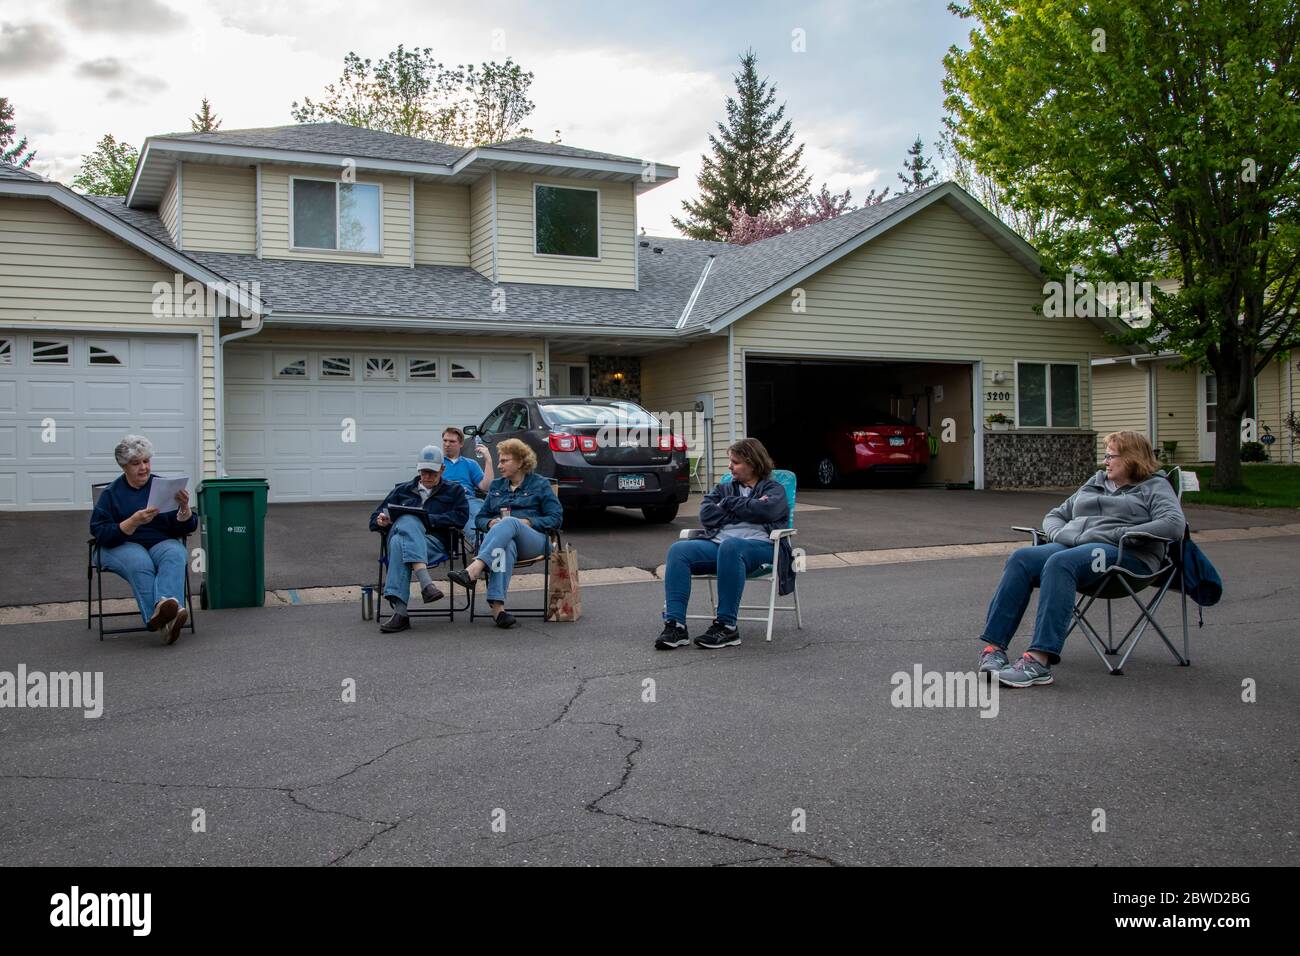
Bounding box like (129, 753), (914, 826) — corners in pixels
(1042, 470), (1186, 571)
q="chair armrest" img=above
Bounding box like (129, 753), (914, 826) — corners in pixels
(768, 527), (797, 541)
(1011, 526), (1045, 545)
(1116, 530), (1177, 567)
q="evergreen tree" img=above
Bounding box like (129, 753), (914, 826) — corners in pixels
(673, 50), (810, 240)
(0, 97), (36, 168)
(897, 136), (939, 192)
(190, 98), (221, 132)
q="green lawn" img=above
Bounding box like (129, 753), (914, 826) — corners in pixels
(1182, 463), (1300, 509)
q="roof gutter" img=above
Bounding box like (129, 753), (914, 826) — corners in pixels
(675, 255), (716, 329)
(264, 312), (684, 338)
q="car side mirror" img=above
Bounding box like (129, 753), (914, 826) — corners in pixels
(463, 425), (478, 437)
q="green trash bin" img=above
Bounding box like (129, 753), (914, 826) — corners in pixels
(196, 477), (269, 609)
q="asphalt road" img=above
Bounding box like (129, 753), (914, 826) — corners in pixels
(1, 534), (1295, 866)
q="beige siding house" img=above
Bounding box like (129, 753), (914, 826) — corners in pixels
(3, 121), (1123, 509)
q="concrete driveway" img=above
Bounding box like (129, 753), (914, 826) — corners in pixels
(2, 487), (1294, 607)
(1, 533), (1295, 866)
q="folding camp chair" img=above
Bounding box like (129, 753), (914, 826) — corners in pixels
(679, 468), (803, 642)
(375, 525), (472, 628)
(468, 480), (565, 622)
(1011, 467), (1191, 675)
(87, 481), (198, 641)
(689, 455), (709, 493)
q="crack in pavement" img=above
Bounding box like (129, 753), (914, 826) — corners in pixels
(575, 719), (841, 867)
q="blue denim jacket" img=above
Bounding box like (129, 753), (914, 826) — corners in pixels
(475, 472), (564, 533)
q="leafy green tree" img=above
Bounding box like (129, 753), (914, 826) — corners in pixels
(1, 97), (36, 168)
(944, 0), (1300, 490)
(71, 134), (138, 195)
(673, 49), (811, 240)
(936, 124), (1057, 241)
(897, 136), (939, 192)
(190, 98), (221, 132)
(291, 45), (534, 146)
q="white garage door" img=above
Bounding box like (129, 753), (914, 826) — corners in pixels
(0, 331), (199, 510)
(224, 345), (531, 501)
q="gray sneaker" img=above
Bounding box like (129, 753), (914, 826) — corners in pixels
(997, 653), (1054, 688)
(978, 644), (1009, 675)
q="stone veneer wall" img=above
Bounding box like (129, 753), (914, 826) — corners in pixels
(589, 355), (641, 403)
(983, 431), (1097, 489)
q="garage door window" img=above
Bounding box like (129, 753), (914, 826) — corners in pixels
(450, 358), (480, 381)
(32, 340), (70, 365)
(408, 357), (438, 380)
(320, 356), (352, 379)
(364, 356), (397, 381)
(1016, 362), (1079, 427)
(275, 355), (308, 378)
(0, 338), (11, 366)
(88, 342), (126, 366)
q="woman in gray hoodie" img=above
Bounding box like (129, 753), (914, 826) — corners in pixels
(978, 431), (1186, 687)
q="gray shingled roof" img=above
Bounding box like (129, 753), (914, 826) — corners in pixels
(684, 185), (943, 328)
(154, 122), (468, 165)
(0, 160), (45, 182)
(83, 185), (975, 334)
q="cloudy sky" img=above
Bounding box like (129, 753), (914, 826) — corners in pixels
(0, 0), (971, 235)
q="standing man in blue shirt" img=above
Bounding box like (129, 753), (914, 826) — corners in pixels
(441, 427), (493, 548)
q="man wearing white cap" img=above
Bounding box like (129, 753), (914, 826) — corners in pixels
(369, 445), (469, 633)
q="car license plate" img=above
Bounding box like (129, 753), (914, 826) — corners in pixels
(889, 436), (906, 447)
(618, 474), (646, 491)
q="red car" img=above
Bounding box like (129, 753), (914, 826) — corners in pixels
(810, 412), (931, 487)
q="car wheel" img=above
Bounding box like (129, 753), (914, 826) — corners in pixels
(642, 501), (680, 523)
(815, 455), (839, 488)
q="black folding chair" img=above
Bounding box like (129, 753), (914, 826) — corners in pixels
(1011, 467), (1191, 675)
(87, 482), (197, 641)
(375, 526), (472, 628)
(467, 527), (564, 622)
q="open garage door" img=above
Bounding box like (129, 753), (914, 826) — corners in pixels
(744, 356), (975, 488)
(224, 345), (531, 502)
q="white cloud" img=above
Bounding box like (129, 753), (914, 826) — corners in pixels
(0, 21), (65, 72)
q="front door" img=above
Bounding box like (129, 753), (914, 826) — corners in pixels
(1198, 371), (1217, 461)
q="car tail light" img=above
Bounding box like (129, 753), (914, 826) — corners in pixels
(578, 436), (598, 452)
(548, 433), (577, 452)
(658, 434), (687, 452)
(851, 430), (871, 443)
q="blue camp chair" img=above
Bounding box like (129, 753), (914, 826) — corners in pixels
(678, 468), (804, 642)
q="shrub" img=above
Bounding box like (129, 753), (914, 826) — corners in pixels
(1241, 441), (1267, 462)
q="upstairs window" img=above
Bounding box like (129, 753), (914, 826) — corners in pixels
(534, 184), (599, 258)
(292, 178), (381, 253)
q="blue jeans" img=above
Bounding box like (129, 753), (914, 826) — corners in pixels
(99, 538), (188, 625)
(384, 515), (448, 603)
(477, 516), (550, 603)
(980, 542), (1151, 664)
(463, 496), (484, 549)
(663, 537), (773, 627)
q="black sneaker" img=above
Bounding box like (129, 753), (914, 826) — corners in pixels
(694, 620), (741, 649)
(655, 620), (690, 650)
(380, 612), (411, 633)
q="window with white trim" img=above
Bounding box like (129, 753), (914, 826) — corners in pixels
(32, 340), (70, 365)
(320, 355), (353, 379)
(0, 339), (12, 366)
(449, 358), (480, 381)
(88, 341), (126, 366)
(1016, 362), (1080, 427)
(292, 178), (382, 253)
(534, 183), (599, 258)
(408, 357), (438, 380)
(364, 356), (397, 381)
(275, 354), (308, 378)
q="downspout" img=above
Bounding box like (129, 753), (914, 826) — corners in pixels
(1289, 353), (1295, 464)
(213, 307), (265, 478)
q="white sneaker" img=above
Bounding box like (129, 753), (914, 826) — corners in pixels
(148, 597), (179, 631)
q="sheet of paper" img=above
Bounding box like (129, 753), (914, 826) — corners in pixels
(146, 475), (190, 512)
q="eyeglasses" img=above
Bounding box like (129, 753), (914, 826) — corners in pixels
(1102, 453), (1120, 461)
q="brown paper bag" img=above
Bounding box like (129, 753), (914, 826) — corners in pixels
(546, 545), (582, 622)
